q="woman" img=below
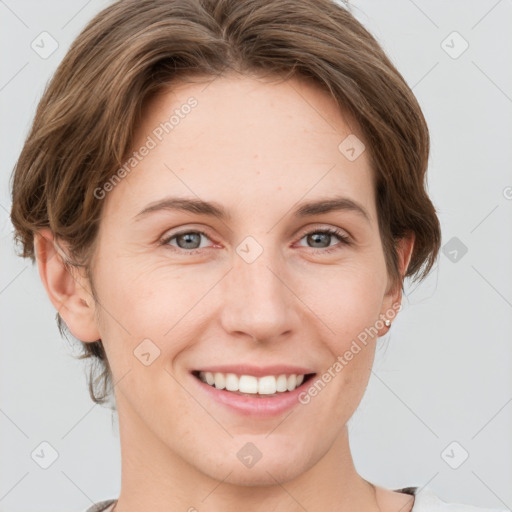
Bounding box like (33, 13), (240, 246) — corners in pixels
(9, 0), (506, 511)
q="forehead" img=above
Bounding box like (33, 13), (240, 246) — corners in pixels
(103, 73), (376, 223)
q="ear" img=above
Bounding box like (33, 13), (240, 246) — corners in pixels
(34, 228), (101, 342)
(377, 232), (415, 335)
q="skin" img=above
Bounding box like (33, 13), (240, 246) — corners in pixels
(35, 72), (415, 512)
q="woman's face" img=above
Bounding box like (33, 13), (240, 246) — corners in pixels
(76, 73), (409, 484)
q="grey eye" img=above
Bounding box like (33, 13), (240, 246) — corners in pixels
(306, 232), (332, 248)
(167, 231), (207, 250)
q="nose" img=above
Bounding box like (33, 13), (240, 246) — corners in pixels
(218, 245), (298, 343)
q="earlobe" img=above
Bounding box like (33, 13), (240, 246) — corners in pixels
(34, 228), (101, 343)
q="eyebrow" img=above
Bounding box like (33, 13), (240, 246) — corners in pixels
(133, 195), (370, 223)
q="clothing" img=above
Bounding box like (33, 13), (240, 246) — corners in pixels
(84, 501), (115, 512)
(83, 486), (508, 511)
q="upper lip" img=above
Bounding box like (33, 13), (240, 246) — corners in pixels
(192, 364), (316, 377)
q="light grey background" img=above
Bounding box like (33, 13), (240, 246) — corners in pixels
(1, 1), (511, 511)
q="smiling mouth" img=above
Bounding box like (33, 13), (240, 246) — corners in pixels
(191, 370), (316, 397)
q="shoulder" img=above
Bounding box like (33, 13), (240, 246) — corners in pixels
(401, 486), (508, 512)
(82, 499), (117, 512)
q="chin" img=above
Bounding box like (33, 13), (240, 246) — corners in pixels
(217, 460), (309, 487)
(193, 440), (317, 487)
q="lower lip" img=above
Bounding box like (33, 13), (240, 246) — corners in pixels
(190, 373), (315, 418)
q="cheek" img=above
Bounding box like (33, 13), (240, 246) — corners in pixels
(299, 273), (383, 427)
(303, 263), (387, 344)
(92, 256), (210, 361)
(94, 254), (172, 324)
(94, 235), (388, 362)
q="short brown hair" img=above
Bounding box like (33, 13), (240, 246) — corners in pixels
(10, 0), (441, 406)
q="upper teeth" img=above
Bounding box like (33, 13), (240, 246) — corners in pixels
(198, 371), (305, 394)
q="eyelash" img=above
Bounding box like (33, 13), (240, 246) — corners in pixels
(159, 227), (350, 255)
